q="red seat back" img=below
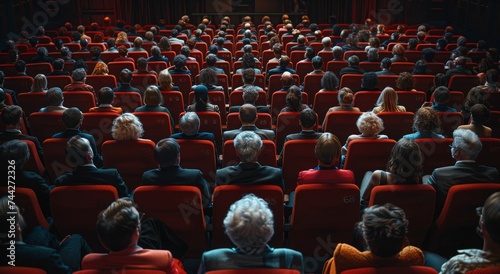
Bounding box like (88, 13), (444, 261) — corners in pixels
(62, 91), (96, 112)
(176, 139), (217, 183)
(282, 139), (318, 194)
(377, 112), (415, 140)
(134, 112), (172, 143)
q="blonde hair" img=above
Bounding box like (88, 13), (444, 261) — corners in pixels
(116, 31), (128, 43)
(392, 43), (405, 56)
(143, 85), (163, 106)
(376, 87), (400, 112)
(315, 132), (342, 166)
(31, 74), (47, 92)
(158, 69), (174, 90)
(111, 113), (144, 140)
(357, 112), (384, 135)
(92, 61), (109, 75)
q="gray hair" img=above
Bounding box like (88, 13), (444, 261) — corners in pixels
(72, 68), (87, 82)
(223, 194), (274, 250)
(233, 131), (262, 163)
(179, 112), (200, 136)
(453, 129), (482, 160)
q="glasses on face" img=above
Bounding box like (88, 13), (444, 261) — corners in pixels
(138, 212), (145, 226)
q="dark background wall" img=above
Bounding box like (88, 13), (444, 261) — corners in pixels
(0, 0), (499, 48)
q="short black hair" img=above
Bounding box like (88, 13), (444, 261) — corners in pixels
(154, 138), (180, 167)
(300, 108), (317, 128)
(173, 55), (187, 69)
(119, 68), (133, 83)
(312, 56), (323, 70)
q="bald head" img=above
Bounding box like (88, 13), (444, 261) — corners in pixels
(281, 71), (293, 87)
(239, 104), (257, 124)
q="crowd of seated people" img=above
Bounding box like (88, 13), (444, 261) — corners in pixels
(1, 13), (500, 274)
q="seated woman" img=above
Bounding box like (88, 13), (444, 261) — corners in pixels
(390, 43), (407, 63)
(402, 107), (444, 140)
(134, 85), (175, 127)
(297, 133), (355, 185)
(457, 103), (492, 138)
(280, 85), (309, 112)
(360, 138), (423, 207)
(342, 112), (388, 156)
(235, 52), (262, 75)
(158, 69), (180, 91)
(112, 113), (145, 141)
(191, 68), (224, 91)
(322, 203), (424, 274)
(91, 61), (109, 75)
(327, 87), (361, 112)
(31, 74), (48, 92)
(186, 84), (220, 113)
(319, 71), (339, 92)
(199, 194), (304, 273)
(372, 87), (406, 114)
(396, 72), (417, 91)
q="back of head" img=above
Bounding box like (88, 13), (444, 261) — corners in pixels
(338, 87), (354, 106)
(396, 72), (415, 91)
(46, 87), (64, 106)
(205, 54), (217, 67)
(66, 135), (93, 166)
(367, 48), (379, 61)
(315, 132), (341, 166)
(356, 112), (384, 136)
(286, 85), (302, 110)
(242, 68), (256, 85)
(332, 46), (343, 59)
(137, 57), (148, 70)
(362, 72), (378, 89)
(348, 55), (359, 67)
(452, 128), (482, 160)
(143, 85), (163, 106)
(0, 140), (29, 170)
(380, 57), (392, 69)
(414, 107), (440, 132)
(239, 103), (257, 123)
(173, 54), (187, 69)
(422, 48), (435, 62)
(0, 105), (22, 126)
(62, 107), (83, 128)
(179, 111), (200, 136)
(376, 87), (398, 111)
(119, 68), (133, 84)
(97, 198), (140, 252)
(72, 68), (87, 82)
(470, 104), (490, 124)
(279, 56), (290, 67)
(97, 87), (114, 105)
(223, 194), (274, 250)
(154, 138), (180, 167)
(233, 131), (262, 163)
(133, 37), (143, 48)
(299, 108), (316, 129)
(118, 45), (128, 57)
(359, 203), (408, 257)
(483, 192), (500, 245)
(242, 86), (258, 104)
(486, 69), (499, 84)
(53, 58), (64, 71)
(321, 71), (339, 90)
(433, 86), (450, 104)
(111, 113), (144, 140)
(386, 138), (423, 184)
(209, 45), (218, 55)
(312, 56), (323, 69)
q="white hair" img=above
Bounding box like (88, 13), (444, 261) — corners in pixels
(234, 131), (262, 163)
(453, 129), (482, 160)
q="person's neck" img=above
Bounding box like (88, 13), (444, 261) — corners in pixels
(483, 239), (500, 255)
(241, 123), (255, 127)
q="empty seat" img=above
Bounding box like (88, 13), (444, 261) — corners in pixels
(282, 139), (318, 194)
(28, 112), (65, 143)
(134, 112), (172, 143)
(176, 139), (217, 183)
(323, 111), (363, 145)
(62, 91), (96, 112)
(377, 112), (415, 140)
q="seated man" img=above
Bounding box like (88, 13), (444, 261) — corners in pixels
(426, 129), (500, 219)
(0, 105), (43, 161)
(63, 68), (97, 102)
(309, 56), (325, 75)
(133, 57), (158, 76)
(112, 68), (140, 93)
(430, 86), (457, 112)
(199, 194), (303, 272)
(89, 87), (123, 113)
(223, 104), (275, 141)
(0, 196), (91, 273)
(440, 192), (500, 273)
(229, 85), (270, 114)
(233, 68), (264, 92)
(82, 198), (187, 273)
(272, 71), (294, 94)
(142, 138), (211, 208)
(216, 131), (284, 191)
(266, 56), (296, 81)
(339, 55), (365, 78)
(168, 55), (191, 75)
(55, 135), (129, 198)
(205, 53), (225, 75)
(46, 58), (70, 76)
(52, 107), (103, 167)
(39, 87), (68, 113)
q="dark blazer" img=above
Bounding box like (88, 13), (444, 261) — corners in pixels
(338, 66), (365, 78)
(52, 129), (103, 167)
(142, 166), (211, 208)
(426, 161), (500, 218)
(46, 70), (71, 76)
(207, 66), (225, 75)
(266, 66), (296, 81)
(16, 171), (51, 217)
(16, 243), (73, 274)
(223, 125), (275, 141)
(0, 130), (43, 162)
(290, 45), (307, 51)
(147, 56), (169, 63)
(215, 162), (284, 191)
(445, 65), (472, 82)
(112, 83), (140, 93)
(55, 165), (129, 198)
(228, 105), (271, 114)
(31, 56), (54, 64)
(2, 87), (18, 104)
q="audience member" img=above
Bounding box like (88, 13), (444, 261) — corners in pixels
(31, 74), (48, 92)
(327, 87), (360, 112)
(63, 68), (97, 101)
(391, 43), (407, 62)
(91, 61), (109, 75)
(403, 107), (444, 140)
(89, 87), (123, 113)
(339, 55), (364, 78)
(229, 85), (270, 113)
(224, 104), (275, 141)
(356, 72), (379, 92)
(113, 68), (141, 93)
(396, 72), (416, 91)
(319, 71), (339, 91)
(186, 84), (220, 113)
(168, 55), (191, 75)
(267, 56), (296, 81)
(170, 111), (218, 153)
(114, 45), (135, 62)
(430, 86), (457, 112)
(281, 85), (309, 112)
(342, 112), (388, 157)
(372, 87), (406, 113)
(47, 58), (71, 76)
(134, 85), (175, 127)
(39, 87), (67, 113)
(457, 104), (492, 138)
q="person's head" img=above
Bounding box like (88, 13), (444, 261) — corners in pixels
(396, 72), (415, 91)
(386, 138), (423, 183)
(71, 68), (87, 82)
(416, 31), (426, 43)
(314, 132), (342, 167)
(433, 86), (451, 104)
(356, 112), (384, 136)
(95, 87), (114, 105)
(451, 129), (482, 160)
(144, 31), (154, 42)
(379, 57), (392, 71)
(0, 105), (23, 126)
(136, 57), (148, 70)
(242, 68), (256, 85)
(304, 47), (316, 60)
(285, 85), (302, 110)
(32, 74), (47, 92)
(359, 204), (409, 257)
(223, 194), (273, 250)
(143, 85), (163, 106)
(242, 85), (259, 104)
(208, 45), (219, 55)
(193, 84), (209, 111)
(241, 52), (256, 69)
(321, 71), (339, 90)
(479, 192), (500, 246)
(392, 43), (405, 56)
(198, 68), (217, 87)
(96, 198), (142, 252)
(66, 135), (94, 166)
(173, 54), (187, 69)
(347, 55), (359, 68)
(376, 87), (400, 111)
(179, 111), (200, 136)
(420, 47), (435, 62)
(71, 32), (82, 42)
(0, 140), (30, 170)
(46, 87), (64, 106)
(234, 131), (262, 163)
(111, 113), (144, 140)
(332, 46), (343, 59)
(52, 58), (65, 71)
(119, 68), (133, 84)
(465, 87), (490, 110)
(297, 35), (306, 46)
(299, 108), (316, 129)
(205, 54), (217, 68)
(278, 56), (290, 68)
(361, 72), (378, 89)
(80, 38), (89, 50)
(272, 43), (283, 56)
(321, 37), (332, 49)
(337, 87), (354, 106)
(413, 107), (440, 132)
(154, 138), (180, 167)
(470, 104), (490, 125)
(158, 69), (174, 90)
(239, 104), (257, 124)
(62, 107), (83, 129)
(150, 46), (161, 58)
(311, 56), (323, 70)
(36, 46), (48, 57)
(15, 60), (26, 73)
(158, 36), (172, 51)
(133, 37), (143, 48)
(454, 56), (467, 67)
(367, 48), (379, 61)
(92, 61), (109, 75)
(486, 69), (499, 85)
(281, 71), (294, 87)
